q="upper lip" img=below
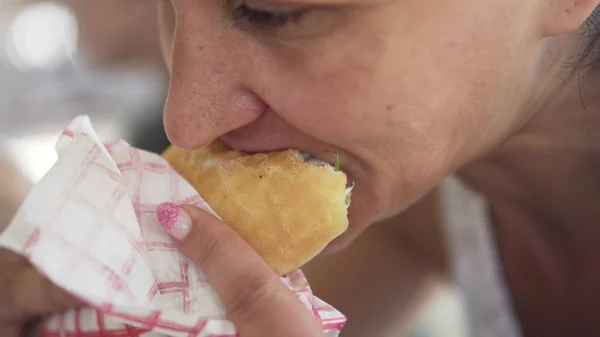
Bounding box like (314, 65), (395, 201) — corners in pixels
(219, 136), (337, 167)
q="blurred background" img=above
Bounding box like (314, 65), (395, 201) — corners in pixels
(0, 0), (169, 183)
(0, 1), (469, 336)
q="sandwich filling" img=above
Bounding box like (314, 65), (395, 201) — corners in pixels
(302, 151), (354, 209)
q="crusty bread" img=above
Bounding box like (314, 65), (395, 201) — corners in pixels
(162, 141), (349, 275)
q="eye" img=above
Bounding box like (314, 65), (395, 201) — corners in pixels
(233, 3), (306, 28)
(228, 1), (349, 39)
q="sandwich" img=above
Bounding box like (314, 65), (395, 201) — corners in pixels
(161, 141), (353, 275)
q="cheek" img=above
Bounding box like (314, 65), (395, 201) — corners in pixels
(250, 49), (393, 150)
(261, 10), (531, 166)
(251, 40), (445, 166)
(243, 3), (539, 222)
(247, 14), (459, 155)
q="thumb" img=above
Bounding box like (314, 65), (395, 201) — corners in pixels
(156, 202), (323, 336)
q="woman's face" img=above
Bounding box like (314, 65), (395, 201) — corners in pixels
(158, 0), (573, 248)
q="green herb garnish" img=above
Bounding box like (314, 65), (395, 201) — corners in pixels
(334, 152), (354, 208)
(345, 183), (355, 208)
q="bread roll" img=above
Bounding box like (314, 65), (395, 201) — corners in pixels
(162, 141), (350, 275)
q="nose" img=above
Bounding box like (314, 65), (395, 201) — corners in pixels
(163, 17), (266, 150)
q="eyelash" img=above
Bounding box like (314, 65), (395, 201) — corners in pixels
(233, 3), (305, 27)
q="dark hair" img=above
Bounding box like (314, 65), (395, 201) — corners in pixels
(575, 7), (600, 74)
(565, 7), (600, 110)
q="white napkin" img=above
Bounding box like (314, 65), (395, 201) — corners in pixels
(0, 116), (346, 337)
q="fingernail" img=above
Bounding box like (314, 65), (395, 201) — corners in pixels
(157, 202), (192, 240)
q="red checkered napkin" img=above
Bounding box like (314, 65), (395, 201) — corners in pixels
(0, 116), (346, 337)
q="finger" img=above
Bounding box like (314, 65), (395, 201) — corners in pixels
(24, 318), (43, 337)
(0, 248), (30, 268)
(0, 266), (80, 321)
(157, 203), (323, 336)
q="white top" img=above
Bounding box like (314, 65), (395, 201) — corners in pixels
(439, 176), (523, 337)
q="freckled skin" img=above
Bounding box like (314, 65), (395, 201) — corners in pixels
(158, 0), (588, 249)
(156, 3), (600, 335)
(0, 2), (593, 337)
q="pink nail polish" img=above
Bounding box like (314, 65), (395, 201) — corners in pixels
(157, 202), (192, 240)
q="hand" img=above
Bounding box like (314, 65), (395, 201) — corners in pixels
(0, 248), (80, 337)
(157, 203), (325, 337)
(0, 160), (81, 336)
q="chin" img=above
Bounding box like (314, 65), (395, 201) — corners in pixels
(322, 228), (365, 254)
